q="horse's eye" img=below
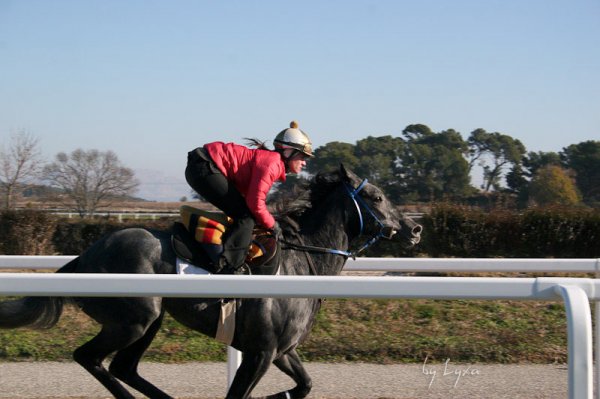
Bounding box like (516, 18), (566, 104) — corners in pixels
(375, 196), (383, 203)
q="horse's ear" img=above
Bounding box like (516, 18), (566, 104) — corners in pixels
(340, 164), (361, 185)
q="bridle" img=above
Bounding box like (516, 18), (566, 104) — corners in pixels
(345, 179), (397, 243)
(280, 178), (397, 263)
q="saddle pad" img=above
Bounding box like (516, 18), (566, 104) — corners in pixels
(176, 257), (210, 275)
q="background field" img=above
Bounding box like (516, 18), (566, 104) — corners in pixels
(0, 297), (569, 364)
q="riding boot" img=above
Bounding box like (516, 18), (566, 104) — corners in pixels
(215, 251), (250, 275)
(215, 215), (255, 274)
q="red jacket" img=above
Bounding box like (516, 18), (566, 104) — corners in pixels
(204, 142), (286, 228)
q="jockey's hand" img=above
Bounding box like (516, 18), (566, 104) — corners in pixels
(271, 221), (284, 241)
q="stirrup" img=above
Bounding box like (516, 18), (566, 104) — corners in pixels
(232, 263), (251, 275)
(227, 263), (252, 276)
(216, 263), (251, 275)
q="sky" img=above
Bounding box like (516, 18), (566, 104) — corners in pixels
(1, 0), (599, 201)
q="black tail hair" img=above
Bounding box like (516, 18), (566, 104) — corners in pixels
(0, 257), (79, 329)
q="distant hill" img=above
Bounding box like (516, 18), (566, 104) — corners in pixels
(134, 168), (190, 202)
(20, 184), (63, 198)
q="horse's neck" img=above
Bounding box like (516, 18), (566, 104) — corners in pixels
(295, 196), (351, 276)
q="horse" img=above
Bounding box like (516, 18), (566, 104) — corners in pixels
(0, 165), (421, 399)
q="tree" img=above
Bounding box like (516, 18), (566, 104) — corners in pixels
(307, 141), (359, 174)
(307, 137), (405, 202)
(354, 135), (404, 188)
(402, 123), (434, 141)
(466, 128), (488, 173)
(505, 164), (527, 193)
(560, 141), (600, 205)
(528, 165), (581, 206)
(523, 151), (561, 178)
(399, 126), (472, 202)
(43, 149), (139, 217)
(506, 151), (562, 204)
(307, 126), (473, 203)
(467, 129), (526, 191)
(0, 131), (43, 209)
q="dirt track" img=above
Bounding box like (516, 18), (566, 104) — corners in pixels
(0, 361), (572, 398)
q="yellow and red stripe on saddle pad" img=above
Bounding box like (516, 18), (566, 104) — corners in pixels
(180, 205), (231, 245)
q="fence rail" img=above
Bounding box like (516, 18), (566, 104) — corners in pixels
(2, 255), (600, 273)
(0, 256), (598, 399)
(48, 211), (180, 221)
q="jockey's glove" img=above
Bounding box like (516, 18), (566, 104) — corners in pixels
(272, 221), (284, 241)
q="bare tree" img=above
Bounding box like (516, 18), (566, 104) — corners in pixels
(43, 149), (139, 217)
(0, 131), (43, 209)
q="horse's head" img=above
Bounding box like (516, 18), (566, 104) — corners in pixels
(339, 164), (401, 242)
(340, 165), (422, 247)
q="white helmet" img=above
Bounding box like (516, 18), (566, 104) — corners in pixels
(274, 121), (314, 158)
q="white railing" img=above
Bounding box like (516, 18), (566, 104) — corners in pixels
(1, 256), (599, 399)
(2, 255), (600, 273)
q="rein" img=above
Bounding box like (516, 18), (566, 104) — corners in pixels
(280, 178), (393, 266)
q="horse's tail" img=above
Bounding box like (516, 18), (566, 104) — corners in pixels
(0, 257), (79, 330)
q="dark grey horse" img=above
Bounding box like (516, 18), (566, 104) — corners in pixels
(0, 166), (420, 399)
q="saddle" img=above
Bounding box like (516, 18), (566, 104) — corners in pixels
(171, 205), (279, 275)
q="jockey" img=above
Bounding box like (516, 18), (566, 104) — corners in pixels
(185, 121), (314, 274)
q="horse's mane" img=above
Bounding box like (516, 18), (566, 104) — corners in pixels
(274, 170), (344, 234)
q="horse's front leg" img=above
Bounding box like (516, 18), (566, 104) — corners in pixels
(266, 349), (312, 399)
(226, 350), (275, 399)
(250, 349), (311, 399)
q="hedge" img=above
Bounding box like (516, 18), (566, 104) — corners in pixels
(0, 211), (173, 256)
(419, 204), (600, 258)
(1, 207), (599, 258)
(0, 210), (57, 255)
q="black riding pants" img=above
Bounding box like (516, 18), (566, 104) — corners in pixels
(185, 149), (255, 269)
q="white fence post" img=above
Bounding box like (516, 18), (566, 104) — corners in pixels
(595, 258), (600, 399)
(554, 284), (593, 399)
(596, 301), (600, 399)
(227, 346), (242, 389)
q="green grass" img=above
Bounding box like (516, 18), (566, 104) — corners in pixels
(302, 299), (567, 363)
(0, 298), (568, 364)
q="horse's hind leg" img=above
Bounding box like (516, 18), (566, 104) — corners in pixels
(73, 324), (143, 399)
(265, 349), (312, 399)
(73, 297), (165, 399)
(109, 312), (173, 399)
